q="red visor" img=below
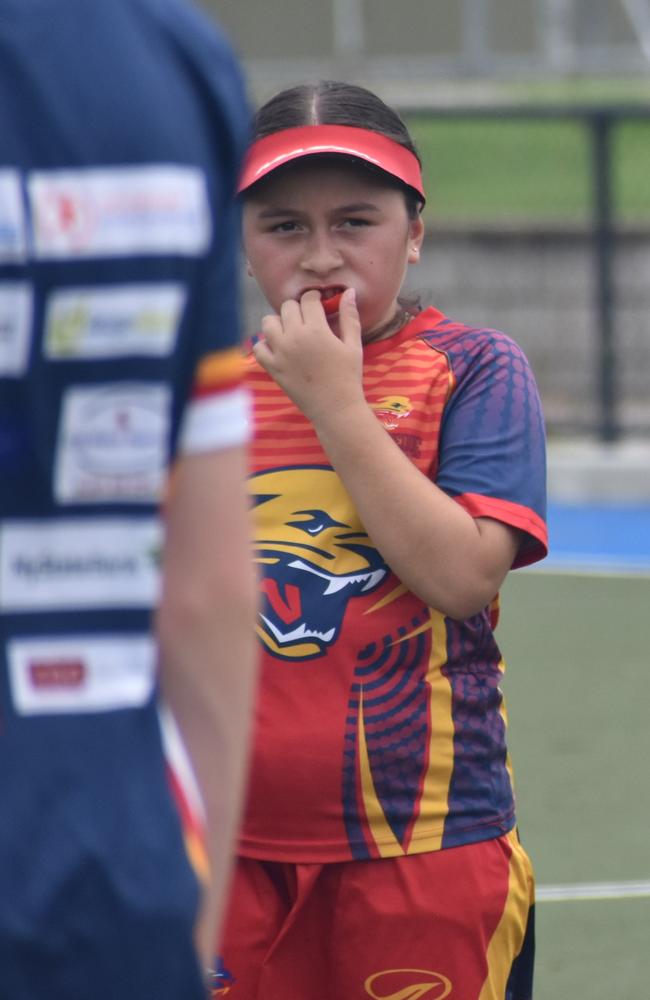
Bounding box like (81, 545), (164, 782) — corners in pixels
(238, 124), (425, 204)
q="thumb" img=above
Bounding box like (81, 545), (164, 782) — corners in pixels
(338, 287), (361, 345)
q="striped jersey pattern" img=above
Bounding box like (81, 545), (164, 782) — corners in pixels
(240, 307), (547, 862)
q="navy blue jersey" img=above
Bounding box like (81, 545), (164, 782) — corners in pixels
(0, 1), (250, 996)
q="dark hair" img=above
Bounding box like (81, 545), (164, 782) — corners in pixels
(252, 80), (422, 218)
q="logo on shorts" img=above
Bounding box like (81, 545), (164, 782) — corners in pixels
(364, 969), (453, 1000)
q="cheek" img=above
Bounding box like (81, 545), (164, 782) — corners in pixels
(246, 242), (285, 286)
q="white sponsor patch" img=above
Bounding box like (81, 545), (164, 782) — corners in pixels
(55, 383), (170, 504)
(44, 283), (186, 359)
(180, 386), (251, 454)
(0, 517), (162, 611)
(7, 634), (156, 715)
(0, 283), (33, 376)
(0, 170), (26, 262)
(29, 165), (211, 258)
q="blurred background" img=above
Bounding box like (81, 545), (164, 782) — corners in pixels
(200, 2), (649, 997)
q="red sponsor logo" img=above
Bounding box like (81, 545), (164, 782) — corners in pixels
(29, 659), (86, 689)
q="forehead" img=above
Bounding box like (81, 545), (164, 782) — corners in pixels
(243, 156), (405, 207)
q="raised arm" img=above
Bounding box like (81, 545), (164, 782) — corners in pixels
(253, 289), (521, 619)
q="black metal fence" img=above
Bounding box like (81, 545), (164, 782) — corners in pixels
(397, 103), (650, 441)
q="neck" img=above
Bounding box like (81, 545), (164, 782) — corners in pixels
(362, 306), (411, 345)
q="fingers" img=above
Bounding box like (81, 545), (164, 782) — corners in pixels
(298, 289), (328, 326)
(252, 313), (281, 369)
(337, 287), (361, 346)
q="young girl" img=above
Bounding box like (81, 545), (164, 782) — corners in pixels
(215, 80), (546, 1000)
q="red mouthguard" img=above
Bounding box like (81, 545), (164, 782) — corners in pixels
(322, 292), (343, 316)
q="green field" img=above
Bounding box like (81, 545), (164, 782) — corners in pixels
(405, 84), (650, 223)
(498, 569), (650, 1000)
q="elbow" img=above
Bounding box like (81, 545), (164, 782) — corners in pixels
(415, 574), (501, 622)
(438, 593), (493, 622)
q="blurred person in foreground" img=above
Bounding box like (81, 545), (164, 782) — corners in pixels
(0, 1), (257, 996)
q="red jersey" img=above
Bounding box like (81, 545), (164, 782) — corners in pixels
(240, 308), (547, 862)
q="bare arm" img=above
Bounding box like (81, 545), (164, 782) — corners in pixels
(253, 290), (520, 619)
(155, 445), (258, 965)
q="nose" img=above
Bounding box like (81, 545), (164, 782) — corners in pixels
(300, 231), (343, 276)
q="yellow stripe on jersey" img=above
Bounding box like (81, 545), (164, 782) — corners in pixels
(183, 828), (211, 886)
(195, 346), (243, 390)
(498, 658), (516, 793)
(408, 609), (455, 852)
(365, 582), (409, 614)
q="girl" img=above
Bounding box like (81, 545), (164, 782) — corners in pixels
(216, 80), (546, 1000)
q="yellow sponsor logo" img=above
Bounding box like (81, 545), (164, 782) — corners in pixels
(365, 968), (452, 1000)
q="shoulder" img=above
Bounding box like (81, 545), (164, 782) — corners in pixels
(416, 313), (534, 387)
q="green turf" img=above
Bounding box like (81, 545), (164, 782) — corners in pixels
(502, 75), (650, 105)
(535, 898), (650, 1000)
(496, 569), (650, 999)
(405, 113), (650, 224)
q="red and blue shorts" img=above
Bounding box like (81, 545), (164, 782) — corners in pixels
(214, 830), (535, 999)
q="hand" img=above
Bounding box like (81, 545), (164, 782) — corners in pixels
(252, 287), (364, 424)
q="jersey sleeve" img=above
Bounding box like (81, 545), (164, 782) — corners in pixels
(434, 326), (548, 568)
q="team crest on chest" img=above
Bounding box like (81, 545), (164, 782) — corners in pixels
(250, 466), (388, 661)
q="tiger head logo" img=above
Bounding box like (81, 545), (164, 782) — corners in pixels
(370, 395), (412, 430)
(250, 467), (388, 661)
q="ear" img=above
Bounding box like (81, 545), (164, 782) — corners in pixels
(407, 215), (425, 264)
(246, 260), (254, 277)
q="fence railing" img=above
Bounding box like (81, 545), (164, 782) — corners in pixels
(397, 103), (650, 441)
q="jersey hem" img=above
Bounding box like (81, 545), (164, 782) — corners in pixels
(237, 814), (517, 864)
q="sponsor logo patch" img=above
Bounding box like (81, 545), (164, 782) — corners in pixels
(0, 517), (161, 610)
(0, 283), (33, 376)
(7, 634), (156, 715)
(0, 170), (27, 262)
(44, 283), (186, 359)
(54, 383), (170, 503)
(28, 165), (211, 258)
(30, 659), (85, 688)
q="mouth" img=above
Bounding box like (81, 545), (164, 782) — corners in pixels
(301, 286), (347, 316)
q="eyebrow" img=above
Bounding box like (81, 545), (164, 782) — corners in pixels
(256, 202), (382, 219)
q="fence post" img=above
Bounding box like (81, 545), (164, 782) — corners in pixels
(590, 110), (619, 441)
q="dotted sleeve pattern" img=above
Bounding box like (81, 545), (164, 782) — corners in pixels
(420, 319), (548, 568)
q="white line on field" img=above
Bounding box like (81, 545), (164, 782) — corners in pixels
(537, 880), (650, 903)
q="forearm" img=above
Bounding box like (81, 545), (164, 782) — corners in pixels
(156, 578), (257, 959)
(254, 292), (519, 618)
(155, 448), (258, 964)
(312, 399), (517, 618)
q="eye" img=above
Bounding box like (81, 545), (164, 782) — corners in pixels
(340, 217), (370, 229)
(270, 220), (301, 233)
(287, 509), (346, 536)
